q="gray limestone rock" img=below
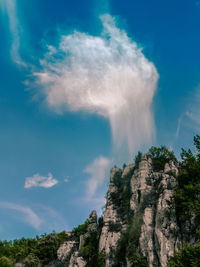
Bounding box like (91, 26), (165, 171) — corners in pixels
(54, 154), (196, 267)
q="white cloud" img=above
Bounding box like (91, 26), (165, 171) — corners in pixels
(184, 86), (200, 132)
(34, 14), (158, 159)
(0, 202), (42, 229)
(0, 0), (25, 65)
(24, 173), (59, 189)
(64, 177), (70, 183)
(84, 156), (111, 199)
(0, 202), (68, 232)
(34, 204), (69, 232)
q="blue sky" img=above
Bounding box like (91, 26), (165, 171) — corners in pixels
(0, 0), (200, 240)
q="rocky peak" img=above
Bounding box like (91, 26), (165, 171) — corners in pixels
(52, 153), (198, 267)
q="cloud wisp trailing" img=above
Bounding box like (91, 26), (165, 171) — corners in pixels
(0, 202), (68, 232)
(0, 202), (42, 229)
(24, 173), (59, 189)
(34, 14), (158, 158)
(186, 86), (200, 131)
(84, 156), (111, 199)
(0, 0), (25, 65)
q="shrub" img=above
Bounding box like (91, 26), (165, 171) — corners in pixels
(35, 234), (60, 265)
(128, 252), (148, 267)
(135, 151), (142, 168)
(72, 220), (89, 236)
(81, 232), (104, 267)
(175, 135), (200, 228)
(148, 146), (176, 171)
(24, 253), (41, 266)
(168, 243), (200, 267)
(0, 256), (13, 267)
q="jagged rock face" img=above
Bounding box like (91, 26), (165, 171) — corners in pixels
(53, 211), (98, 267)
(98, 164), (135, 265)
(57, 239), (78, 262)
(133, 156), (181, 267)
(99, 155), (182, 267)
(99, 167), (131, 266)
(54, 155), (192, 267)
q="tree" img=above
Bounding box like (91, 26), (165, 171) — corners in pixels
(0, 256), (13, 267)
(24, 253), (41, 267)
(36, 234), (60, 265)
(148, 146), (176, 171)
(175, 135), (200, 224)
(168, 243), (200, 267)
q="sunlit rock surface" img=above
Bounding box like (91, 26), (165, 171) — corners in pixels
(52, 155), (195, 267)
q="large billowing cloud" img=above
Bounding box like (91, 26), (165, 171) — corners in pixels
(34, 14), (158, 158)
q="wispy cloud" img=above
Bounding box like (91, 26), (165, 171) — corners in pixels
(84, 156), (111, 199)
(34, 204), (68, 232)
(184, 86), (200, 132)
(24, 173), (59, 189)
(0, 202), (42, 229)
(34, 14), (158, 159)
(0, 0), (25, 65)
(0, 202), (68, 231)
(173, 86), (200, 145)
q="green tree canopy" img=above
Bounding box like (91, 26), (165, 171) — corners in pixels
(148, 146), (176, 171)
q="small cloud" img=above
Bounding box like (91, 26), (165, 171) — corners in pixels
(84, 156), (111, 199)
(64, 177), (70, 183)
(0, 202), (42, 229)
(24, 173), (58, 189)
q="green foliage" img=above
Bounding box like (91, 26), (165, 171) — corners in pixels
(148, 146), (176, 171)
(35, 233), (60, 265)
(98, 216), (103, 229)
(128, 252), (148, 267)
(24, 253), (41, 267)
(0, 256), (13, 267)
(112, 168), (133, 217)
(175, 135), (200, 228)
(81, 232), (104, 267)
(108, 222), (121, 232)
(0, 231), (68, 265)
(135, 151), (142, 168)
(72, 220), (89, 236)
(116, 205), (147, 266)
(168, 243), (200, 267)
(123, 163), (127, 169)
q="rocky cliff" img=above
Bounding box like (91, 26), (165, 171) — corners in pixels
(50, 154), (198, 267)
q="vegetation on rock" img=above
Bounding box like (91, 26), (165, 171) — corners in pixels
(81, 232), (104, 267)
(168, 243), (200, 267)
(71, 220), (89, 236)
(0, 231), (68, 266)
(148, 146), (176, 171)
(1, 136), (200, 266)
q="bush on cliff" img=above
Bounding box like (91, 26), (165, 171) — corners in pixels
(72, 220), (89, 236)
(0, 256), (13, 267)
(168, 243), (200, 267)
(0, 231), (68, 266)
(148, 146), (176, 171)
(175, 135), (200, 225)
